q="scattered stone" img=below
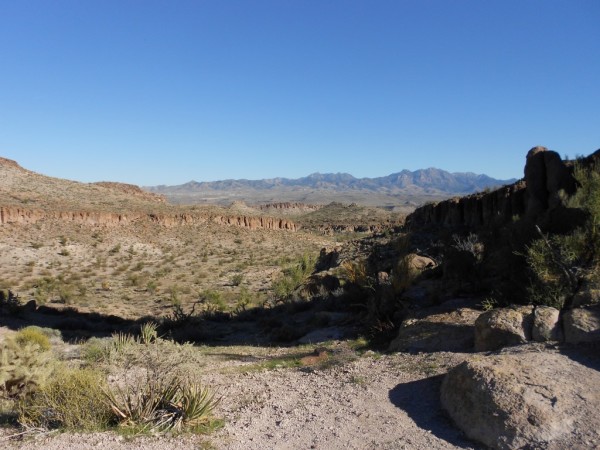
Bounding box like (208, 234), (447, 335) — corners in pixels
(406, 254), (436, 271)
(297, 327), (345, 344)
(401, 280), (438, 307)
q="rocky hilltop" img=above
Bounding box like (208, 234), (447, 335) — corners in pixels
(406, 146), (595, 230)
(0, 157), (298, 231)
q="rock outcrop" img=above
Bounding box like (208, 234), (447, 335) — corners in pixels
(406, 146), (587, 229)
(441, 347), (600, 450)
(258, 202), (322, 213)
(0, 206), (298, 231)
(213, 215), (298, 231)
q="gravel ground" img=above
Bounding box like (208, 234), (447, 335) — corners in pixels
(1, 344), (479, 449)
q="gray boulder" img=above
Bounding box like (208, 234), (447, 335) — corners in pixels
(389, 307), (481, 353)
(532, 306), (563, 342)
(474, 306), (533, 351)
(441, 348), (600, 449)
(563, 304), (600, 343)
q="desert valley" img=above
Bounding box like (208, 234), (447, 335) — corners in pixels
(1, 147), (600, 449)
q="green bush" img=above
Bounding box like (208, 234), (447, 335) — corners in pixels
(82, 337), (112, 363)
(525, 162), (600, 308)
(15, 326), (52, 351)
(19, 367), (112, 431)
(271, 254), (316, 301)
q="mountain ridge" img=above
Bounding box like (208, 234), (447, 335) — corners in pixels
(145, 168), (516, 208)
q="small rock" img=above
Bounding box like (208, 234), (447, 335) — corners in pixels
(532, 306), (563, 342)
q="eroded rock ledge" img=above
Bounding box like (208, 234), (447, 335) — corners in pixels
(0, 206), (298, 231)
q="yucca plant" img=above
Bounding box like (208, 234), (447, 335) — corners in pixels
(139, 322), (158, 345)
(111, 331), (135, 354)
(105, 375), (219, 434)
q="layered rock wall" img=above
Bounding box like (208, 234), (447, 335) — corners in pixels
(0, 206), (298, 231)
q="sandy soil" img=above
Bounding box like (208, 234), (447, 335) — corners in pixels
(0, 343), (479, 450)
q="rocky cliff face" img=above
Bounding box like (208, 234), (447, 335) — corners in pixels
(258, 202), (323, 213)
(93, 182), (166, 203)
(406, 146), (589, 229)
(0, 206), (298, 231)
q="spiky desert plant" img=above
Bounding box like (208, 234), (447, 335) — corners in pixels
(0, 338), (55, 398)
(341, 259), (372, 289)
(139, 322), (158, 345)
(105, 375), (219, 433)
(111, 331), (135, 354)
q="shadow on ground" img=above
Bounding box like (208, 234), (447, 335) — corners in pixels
(389, 375), (481, 449)
(559, 341), (600, 371)
(0, 294), (361, 347)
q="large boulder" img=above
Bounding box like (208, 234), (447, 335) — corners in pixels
(474, 306), (533, 351)
(562, 304), (600, 343)
(441, 347), (600, 449)
(389, 306), (481, 353)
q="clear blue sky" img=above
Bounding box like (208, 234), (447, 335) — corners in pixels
(1, 1), (599, 185)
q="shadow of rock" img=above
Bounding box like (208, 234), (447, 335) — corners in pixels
(558, 341), (600, 371)
(389, 375), (482, 449)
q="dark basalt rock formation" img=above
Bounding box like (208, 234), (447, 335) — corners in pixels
(406, 146), (597, 230)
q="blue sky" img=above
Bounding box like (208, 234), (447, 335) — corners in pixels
(1, 1), (598, 185)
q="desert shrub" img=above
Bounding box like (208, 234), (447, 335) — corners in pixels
(111, 332), (136, 354)
(452, 233), (484, 260)
(82, 337), (112, 363)
(340, 259), (370, 287)
(15, 327), (52, 351)
(102, 336), (219, 433)
(234, 287), (253, 314)
(391, 254), (418, 293)
(525, 162), (600, 308)
(18, 367), (112, 431)
(0, 337), (56, 398)
(230, 273), (244, 286)
(199, 290), (227, 313)
(271, 254), (316, 301)
(0, 290), (22, 314)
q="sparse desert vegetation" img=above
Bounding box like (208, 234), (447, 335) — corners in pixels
(2, 148), (600, 450)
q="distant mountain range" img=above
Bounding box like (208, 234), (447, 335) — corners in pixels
(144, 169), (517, 209)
